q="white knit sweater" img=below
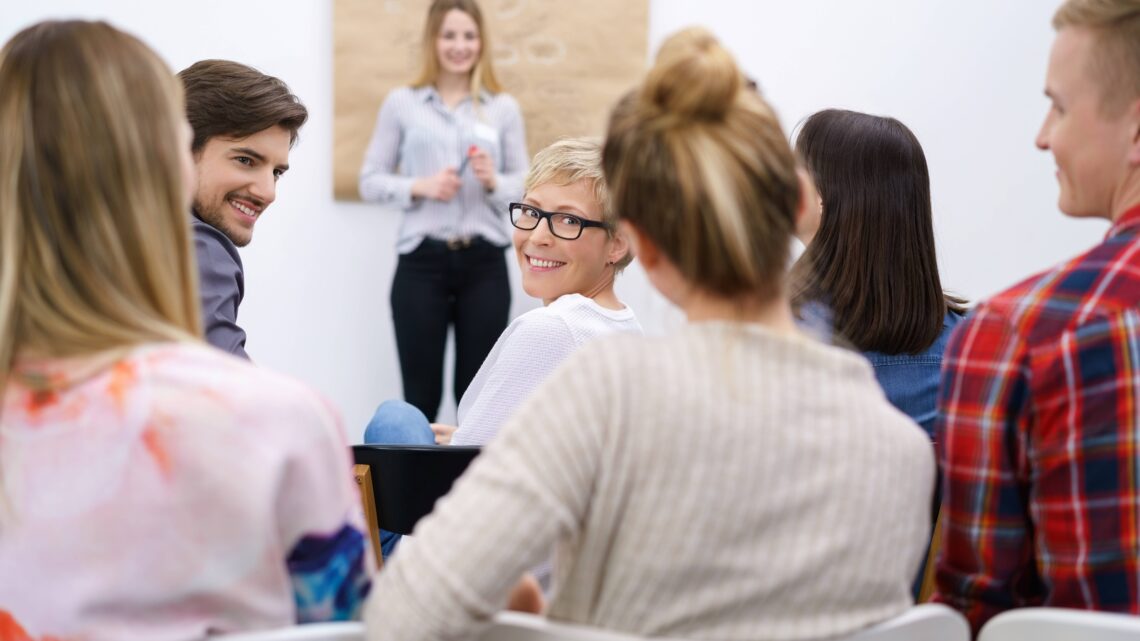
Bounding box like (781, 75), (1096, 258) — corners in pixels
(452, 293), (643, 446)
(365, 322), (935, 641)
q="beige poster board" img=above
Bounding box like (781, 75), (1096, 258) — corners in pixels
(333, 0), (649, 201)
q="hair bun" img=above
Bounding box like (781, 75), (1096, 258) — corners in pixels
(641, 27), (741, 122)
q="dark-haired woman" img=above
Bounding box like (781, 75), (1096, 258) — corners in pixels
(365, 28), (933, 641)
(792, 109), (966, 438)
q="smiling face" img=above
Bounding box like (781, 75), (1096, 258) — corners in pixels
(513, 179), (627, 306)
(192, 125), (291, 247)
(1036, 27), (1137, 220)
(436, 9), (481, 79)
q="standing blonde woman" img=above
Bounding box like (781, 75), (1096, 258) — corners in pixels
(360, 0), (528, 422)
(365, 28), (933, 641)
(0, 21), (370, 638)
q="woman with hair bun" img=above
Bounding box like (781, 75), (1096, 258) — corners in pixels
(365, 28), (934, 641)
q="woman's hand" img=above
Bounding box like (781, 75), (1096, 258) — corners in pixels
(506, 573), (545, 614)
(430, 422), (457, 445)
(412, 167), (461, 201)
(468, 147), (497, 192)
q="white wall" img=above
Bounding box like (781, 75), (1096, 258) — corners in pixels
(1, 1), (1103, 437)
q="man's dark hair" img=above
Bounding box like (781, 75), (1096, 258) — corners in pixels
(791, 109), (967, 354)
(178, 59), (308, 153)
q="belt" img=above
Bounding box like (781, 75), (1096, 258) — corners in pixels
(445, 236), (474, 250)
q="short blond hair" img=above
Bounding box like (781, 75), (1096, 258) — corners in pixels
(524, 137), (633, 271)
(1053, 0), (1140, 113)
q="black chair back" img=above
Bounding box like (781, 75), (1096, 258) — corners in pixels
(352, 444), (481, 535)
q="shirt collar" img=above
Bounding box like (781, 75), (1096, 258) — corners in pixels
(1107, 203), (1140, 239)
(416, 85), (491, 105)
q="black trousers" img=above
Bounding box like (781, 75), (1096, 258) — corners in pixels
(390, 237), (511, 421)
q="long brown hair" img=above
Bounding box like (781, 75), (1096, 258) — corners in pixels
(0, 20), (200, 394)
(601, 28), (799, 303)
(411, 0), (503, 96)
(791, 109), (965, 354)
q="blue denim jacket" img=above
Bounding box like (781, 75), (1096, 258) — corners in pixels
(798, 303), (961, 439)
(862, 311), (962, 439)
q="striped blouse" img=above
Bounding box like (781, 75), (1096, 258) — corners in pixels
(358, 85), (529, 253)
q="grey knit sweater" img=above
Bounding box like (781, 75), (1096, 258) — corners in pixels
(366, 322), (935, 641)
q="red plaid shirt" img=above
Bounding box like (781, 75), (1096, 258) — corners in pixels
(934, 204), (1140, 632)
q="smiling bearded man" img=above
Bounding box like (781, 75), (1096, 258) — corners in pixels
(179, 60), (308, 358)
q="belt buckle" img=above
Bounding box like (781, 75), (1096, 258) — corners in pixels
(446, 236), (473, 250)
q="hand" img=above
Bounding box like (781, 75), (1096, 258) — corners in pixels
(468, 147), (497, 192)
(412, 168), (461, 202)
(430, 422), (457, 445)
(506, 573), (544, 614)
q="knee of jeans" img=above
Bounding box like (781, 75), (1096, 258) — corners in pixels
(364, 399), (433, 444)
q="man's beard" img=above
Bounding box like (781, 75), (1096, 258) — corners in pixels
(193, 194), (253, 247)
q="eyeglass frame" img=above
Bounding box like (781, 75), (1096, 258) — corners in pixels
(507, 202), (610, 241)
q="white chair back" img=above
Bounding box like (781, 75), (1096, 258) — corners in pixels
(207, 605), (970, 641)
(978, 607), (1140, 641)
(839, 604), (969, 641)
(476, 612), (663, 641)
(209, 622), (364, 641)
(479, 606), (970, 641)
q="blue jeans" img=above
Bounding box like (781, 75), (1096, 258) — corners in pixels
(362, 400), (436, 558)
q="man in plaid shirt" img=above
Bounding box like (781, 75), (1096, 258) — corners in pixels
(934, 0), (1140, 632)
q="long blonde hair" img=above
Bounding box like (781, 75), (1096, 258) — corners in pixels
(0, 20), (201, 394)
(411, 0), (503, 96)
(601, 27), (800, 303)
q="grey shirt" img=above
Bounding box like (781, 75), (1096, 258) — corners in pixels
(358, 85), (529, 252)
(192, 214), (248, 359)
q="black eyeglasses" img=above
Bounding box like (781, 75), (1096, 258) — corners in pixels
(508, 202), (609, 241)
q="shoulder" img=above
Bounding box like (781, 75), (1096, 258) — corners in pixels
(488, 91), (520, 108)
(192, 217), (242, 272)
(384, 86), (419, 104)
(486, 91), (522, 117)
(970, 235), (1140, 350)
(141, 343), (338, 437)
(503, 304), (576, 346)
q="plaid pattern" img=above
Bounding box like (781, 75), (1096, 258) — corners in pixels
(934, 204), (1140, 632)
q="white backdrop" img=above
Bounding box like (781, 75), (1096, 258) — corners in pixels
(1, 1), (1106, 436)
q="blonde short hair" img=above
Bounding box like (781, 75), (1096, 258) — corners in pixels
(602, 27), (799, 301)
(524, 137), (633, 271)
(1053, 0), (1140, 114)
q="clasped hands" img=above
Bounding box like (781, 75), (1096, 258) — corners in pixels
(411, 146), (496, 201)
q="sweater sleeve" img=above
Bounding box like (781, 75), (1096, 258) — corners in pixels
(452, 311), (578, 446)
(277, 394), (374, 621)
(363, 341), (617, 641)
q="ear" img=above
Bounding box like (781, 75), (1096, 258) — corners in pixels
(607, 224), (632, 266)
(1130, 98), (1140, 166)
(619, 220), (657, 268)
(793, 167), (822, 245)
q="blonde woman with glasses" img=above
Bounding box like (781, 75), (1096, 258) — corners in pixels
(0, 20), (370, 638)
(362, 138), (641, 562)
(364, 28), (933, 641)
